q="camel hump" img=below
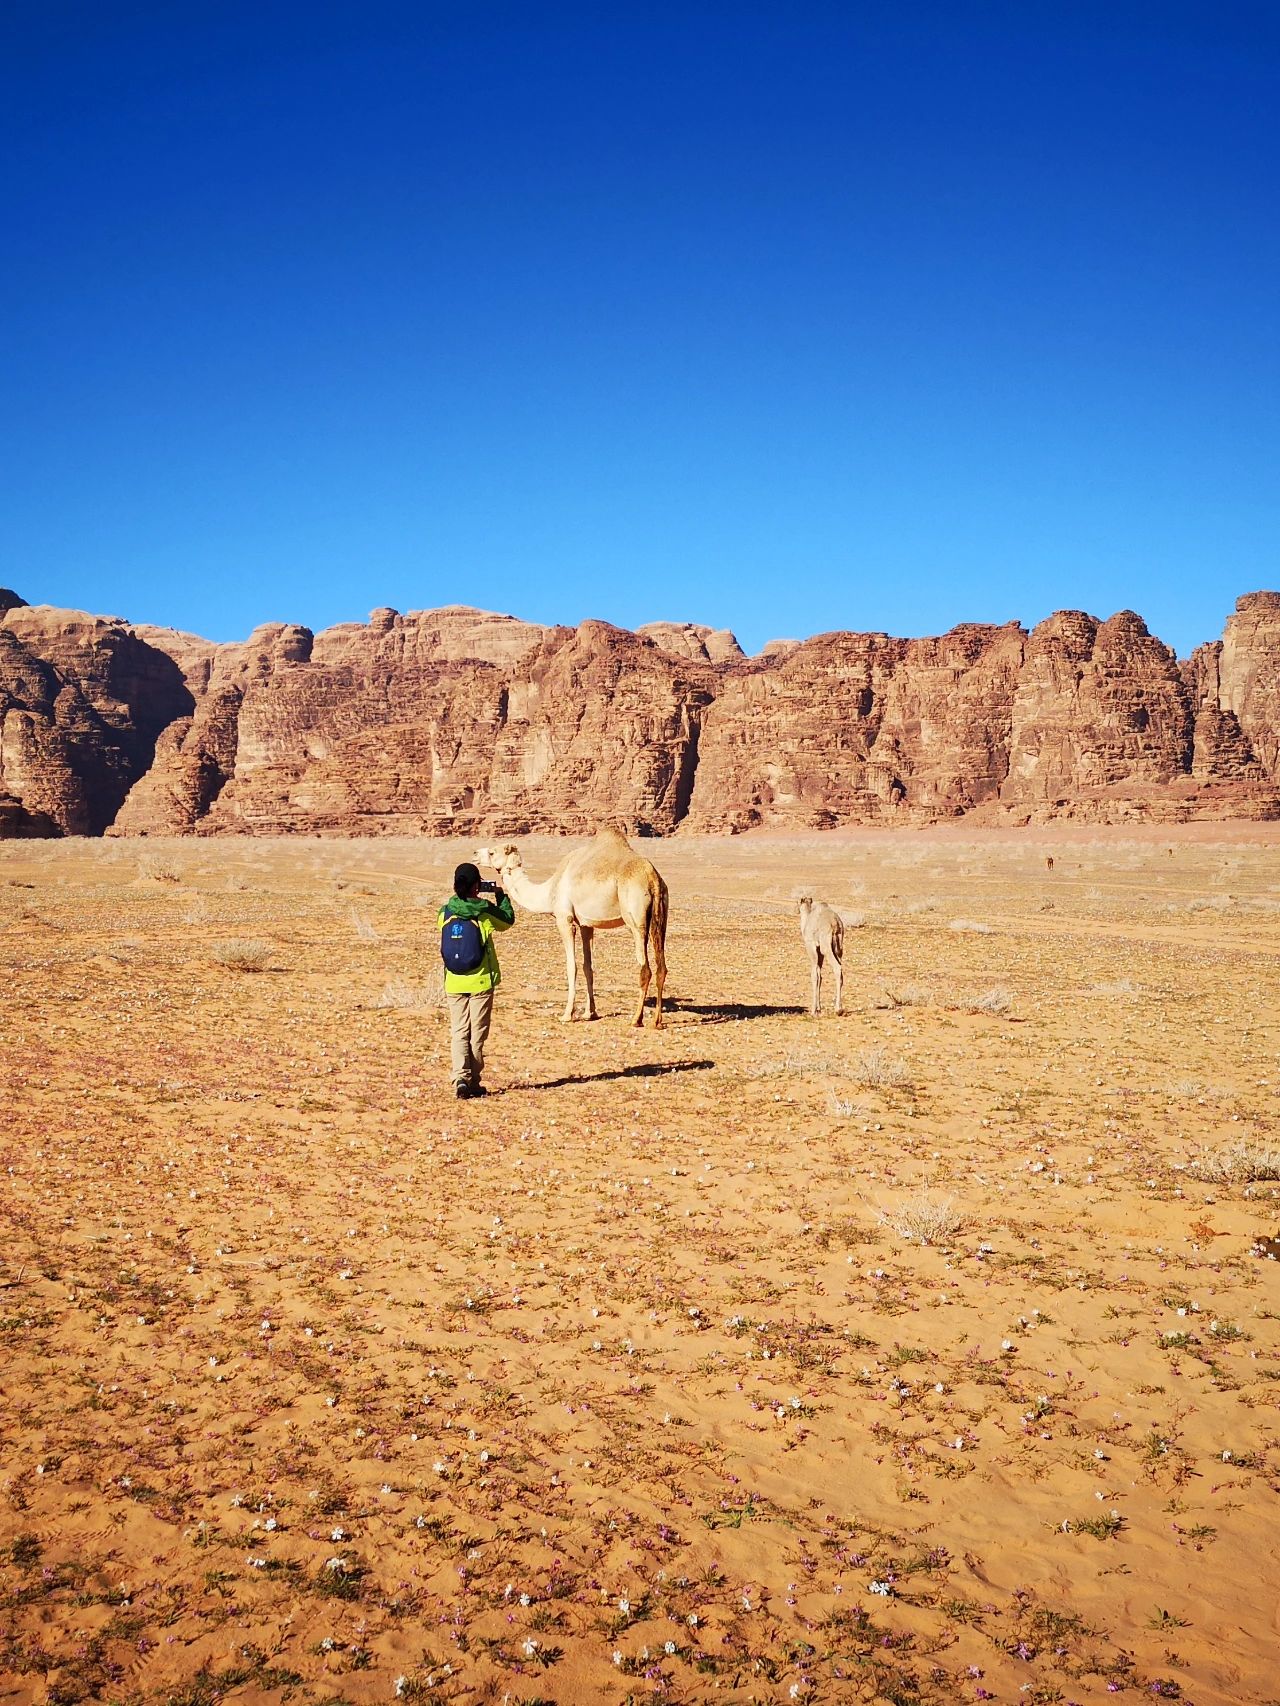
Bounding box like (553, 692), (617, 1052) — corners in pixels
(592, 824), (634, 849)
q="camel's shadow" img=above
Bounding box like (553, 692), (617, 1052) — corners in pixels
(511, 1060), (715, 1091)
(666, 999), (805, 1021)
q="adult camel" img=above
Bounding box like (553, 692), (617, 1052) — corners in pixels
(475, 828), (669, 1027)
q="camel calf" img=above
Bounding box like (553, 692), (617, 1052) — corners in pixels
(798, 897), (844, 1015)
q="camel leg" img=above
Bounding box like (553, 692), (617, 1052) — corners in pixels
(810, 949), (822, 1016)
(651, 919), (666, 1031)
(556, 914), (579, 1022)
(832, 948), (843, 1016)
(631, 920), (651, 1028)
(579, 927), (599, 1020)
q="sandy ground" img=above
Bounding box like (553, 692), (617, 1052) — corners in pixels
(2, 827), (1279, 1706)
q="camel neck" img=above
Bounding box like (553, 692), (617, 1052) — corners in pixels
(501, 866), (556, 912)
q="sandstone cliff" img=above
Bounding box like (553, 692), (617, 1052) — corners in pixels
(2, 591), (1278, 836)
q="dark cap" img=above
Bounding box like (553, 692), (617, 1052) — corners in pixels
(453, 862), (480, 898)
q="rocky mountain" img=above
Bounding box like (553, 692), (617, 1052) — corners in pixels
(2, 588), (1278, 837)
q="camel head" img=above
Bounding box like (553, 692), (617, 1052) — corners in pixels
(797, 896), (814, 916)
(475, 843), (521, 877)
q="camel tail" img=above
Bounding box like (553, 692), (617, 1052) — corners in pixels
(648, 875), (669, 973)
(646, 873), (668, 1026)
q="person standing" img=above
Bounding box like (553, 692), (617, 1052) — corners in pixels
(438, 861), (515, 1099)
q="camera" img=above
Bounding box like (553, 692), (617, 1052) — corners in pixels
(478, 879), (497, 894)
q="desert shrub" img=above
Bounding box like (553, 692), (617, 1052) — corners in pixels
(878, 1192), (967, 1246)
(350, 909), (379, 942)
(877, 983), (933, 1009)
(948, 917), (992, 934)
(212, 939), (273, 972)
(828, 1091), (868, 1118)
(851, 1047), (913, 1091)
(1090, 978), (1141, 997)
(1186, 1139), (1280, 1186)
(137, 853), (180, 883)
(749, 1050), (839, 1080)
(959, 986), (1013, 1016)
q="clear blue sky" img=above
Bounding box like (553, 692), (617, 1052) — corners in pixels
(2, 1), (1276, 657)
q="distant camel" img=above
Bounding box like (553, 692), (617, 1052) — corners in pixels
(476, 828), (669, 1027)
(798, 897), (843, 1016)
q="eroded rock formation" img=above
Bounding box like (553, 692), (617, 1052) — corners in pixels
(2, 591), (1278, 836)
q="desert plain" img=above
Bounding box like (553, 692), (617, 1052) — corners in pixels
(2, 827), (1278, 1706)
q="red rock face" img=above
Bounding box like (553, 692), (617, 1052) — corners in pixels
(3, 594), (1278, 836)
(1, 602), (195, 834)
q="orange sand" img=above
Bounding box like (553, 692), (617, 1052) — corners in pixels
(2, 829), (1278, 1705)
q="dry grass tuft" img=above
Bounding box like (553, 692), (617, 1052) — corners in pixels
(877, 1191), (968, 1246)
(350, 909), (380, 942)
(137, 853), (180, 883)
(957, 986), (1014, 1016)
(948, 917), (992, 934)
(211, 938), (273, 972)
(1186, 1139), (1280, 1186)
(851, 1046), (913, 1090)
(878, 982), (933, 1009)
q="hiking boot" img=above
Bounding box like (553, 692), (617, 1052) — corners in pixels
(469, 1083), (488, 1098)
(454, 1082), (471, 1100)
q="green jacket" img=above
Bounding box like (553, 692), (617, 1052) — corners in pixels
(437, 891), (515, 994)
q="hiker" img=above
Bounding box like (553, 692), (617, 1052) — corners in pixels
(438, 861), (515, 1099)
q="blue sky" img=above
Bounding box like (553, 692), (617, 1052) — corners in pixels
(2, 1), (1276, 657)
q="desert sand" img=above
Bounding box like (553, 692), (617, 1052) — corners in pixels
(2, 828), (1278, 1705)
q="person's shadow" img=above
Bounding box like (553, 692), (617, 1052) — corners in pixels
(509, 1060), (715, 1091)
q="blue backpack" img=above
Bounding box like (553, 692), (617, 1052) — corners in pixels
(441, 911), (486, 975)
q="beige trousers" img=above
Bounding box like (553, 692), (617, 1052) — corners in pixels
(447, 988), (495, 1088)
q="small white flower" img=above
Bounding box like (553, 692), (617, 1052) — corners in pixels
(618, 1596), (631, 1616)
(325, 1557), (346, 1571)
(331, 1527), (346, 1541)
(664, 1640), (677, 1654)
(688, 1613), (698, 1626)
(263, 1517), (277, 1532)
(394, 1677), (408, 1698)
(613, 1650), (623, 1666)
(522, 1638), (538, 1657)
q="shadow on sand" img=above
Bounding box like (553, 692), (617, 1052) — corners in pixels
(665, 999), (806, 1021)
(510, 1060), (715, 1092)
